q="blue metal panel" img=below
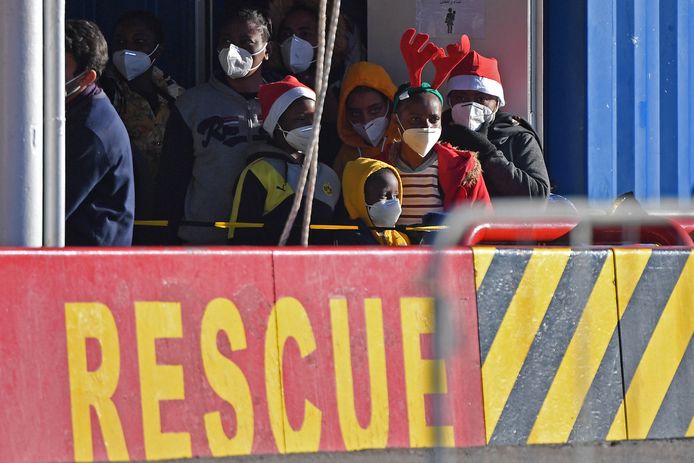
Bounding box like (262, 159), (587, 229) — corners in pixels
(632, 0), (661, 200)
(679, 0), (694, 202)
(616, 0), (636, 196)
(587, 0), (617, 201)
(659, 0), (678, 198)
(546, 0), (694, 203)
(66, 0), (199, 88)
(544, 1), (587, 196)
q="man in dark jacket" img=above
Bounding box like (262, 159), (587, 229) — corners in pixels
(65, 20), (135, 245)
(441, 47), (550, 200)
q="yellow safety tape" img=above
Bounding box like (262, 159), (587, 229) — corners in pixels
(213, 222), (264, 230)
(134, 220), (447, 232)
(133, 220), (169, 227)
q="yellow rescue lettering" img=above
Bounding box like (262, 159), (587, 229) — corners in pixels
(65, 302), (129, 462)
(400, 297), (454, 447)
(265, 297), (322, 453)
(201, 298), (254, 456)
(135, 302), (192, 459)
(330, 297), (389, 451)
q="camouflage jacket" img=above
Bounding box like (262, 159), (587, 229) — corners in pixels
(103, 65), (185, 177)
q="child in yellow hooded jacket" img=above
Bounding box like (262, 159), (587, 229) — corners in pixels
(339, 158), (410, 246)
(332, 62), (400, 180)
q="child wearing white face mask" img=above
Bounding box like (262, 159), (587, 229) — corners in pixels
(374, 29), (492, 228)
(267, 0), (351, 168)
(377, 84), (491, 227)
(337, 158), (410, 246)
(228, 76), (341, 245)
(331, 62), (400, 181)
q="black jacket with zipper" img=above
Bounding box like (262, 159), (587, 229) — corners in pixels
(442, 110), (550, 199)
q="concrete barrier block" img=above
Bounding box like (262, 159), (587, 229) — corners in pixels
(473, 247), (625, 445)
(613, 249), (694, 440)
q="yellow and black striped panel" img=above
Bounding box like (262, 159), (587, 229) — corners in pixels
(473, 247), (626, 445)
(612, 249), (694, 440)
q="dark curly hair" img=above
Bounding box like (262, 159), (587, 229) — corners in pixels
(65, 19), (109, 78)
(221, 8), (272, 42)
(114, 10), (164, 43)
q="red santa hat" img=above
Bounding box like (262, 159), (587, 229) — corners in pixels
(447, 50), (505, 107)
(260, 76), (316, 134)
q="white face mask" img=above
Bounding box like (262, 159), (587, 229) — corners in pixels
(367, 198), (402, 228)
(112, 44), (159, 81)
(279, 124), (314, 153)
(451, 102), (495, 132)
(401, 127), (441, 157)
(219, 43), (266, 79)
(280, 35), (316, 74)
(65, 70), (87, 99)
(351, 114), (389, 147)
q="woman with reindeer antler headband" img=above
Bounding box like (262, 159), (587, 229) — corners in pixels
(375, 29), (491, 236)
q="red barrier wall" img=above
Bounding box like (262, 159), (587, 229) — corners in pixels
(0, 248), (485, 462)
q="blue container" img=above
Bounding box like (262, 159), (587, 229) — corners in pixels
(546, 0), (694, 204)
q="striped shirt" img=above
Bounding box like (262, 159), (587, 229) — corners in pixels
(394, 152), (443, 225)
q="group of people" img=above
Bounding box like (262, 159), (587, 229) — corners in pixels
(65, 0), (550, 247)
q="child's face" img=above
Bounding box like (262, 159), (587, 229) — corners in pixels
(346, 88), (389, 126)
(277, 97), (315, 132)
(365, 169), (400, 205)
(396, 93), (442, 130)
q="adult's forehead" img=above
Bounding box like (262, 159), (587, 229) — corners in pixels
(221, 19), (264, 35)
(283, 8), (318, 27)
(114, 18), (156, 35)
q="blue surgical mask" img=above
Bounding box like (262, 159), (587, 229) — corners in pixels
(112, 44), (159, 81)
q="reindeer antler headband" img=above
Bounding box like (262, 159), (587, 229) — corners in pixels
(395, 28), (470, 109)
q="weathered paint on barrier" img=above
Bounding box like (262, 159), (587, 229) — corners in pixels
(611, 249), (694, 440)
(473, 247), (694, 445)
(2, 247), (692, 462)
(0, 249), (485, 462)
(473, 247), (625, 444)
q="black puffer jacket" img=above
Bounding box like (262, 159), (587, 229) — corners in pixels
(442, 110), (550, 199)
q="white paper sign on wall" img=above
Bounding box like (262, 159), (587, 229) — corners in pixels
(416, 0), (486, 38)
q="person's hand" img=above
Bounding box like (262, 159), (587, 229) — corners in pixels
(446, 121), (497, 160)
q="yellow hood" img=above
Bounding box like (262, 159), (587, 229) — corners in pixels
(342, 158), (409, 246)
(337, 62), (400, 150)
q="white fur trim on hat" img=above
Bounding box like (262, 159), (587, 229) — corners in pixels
(263, 86), (317, 134)
(447, 75), (505, 107)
